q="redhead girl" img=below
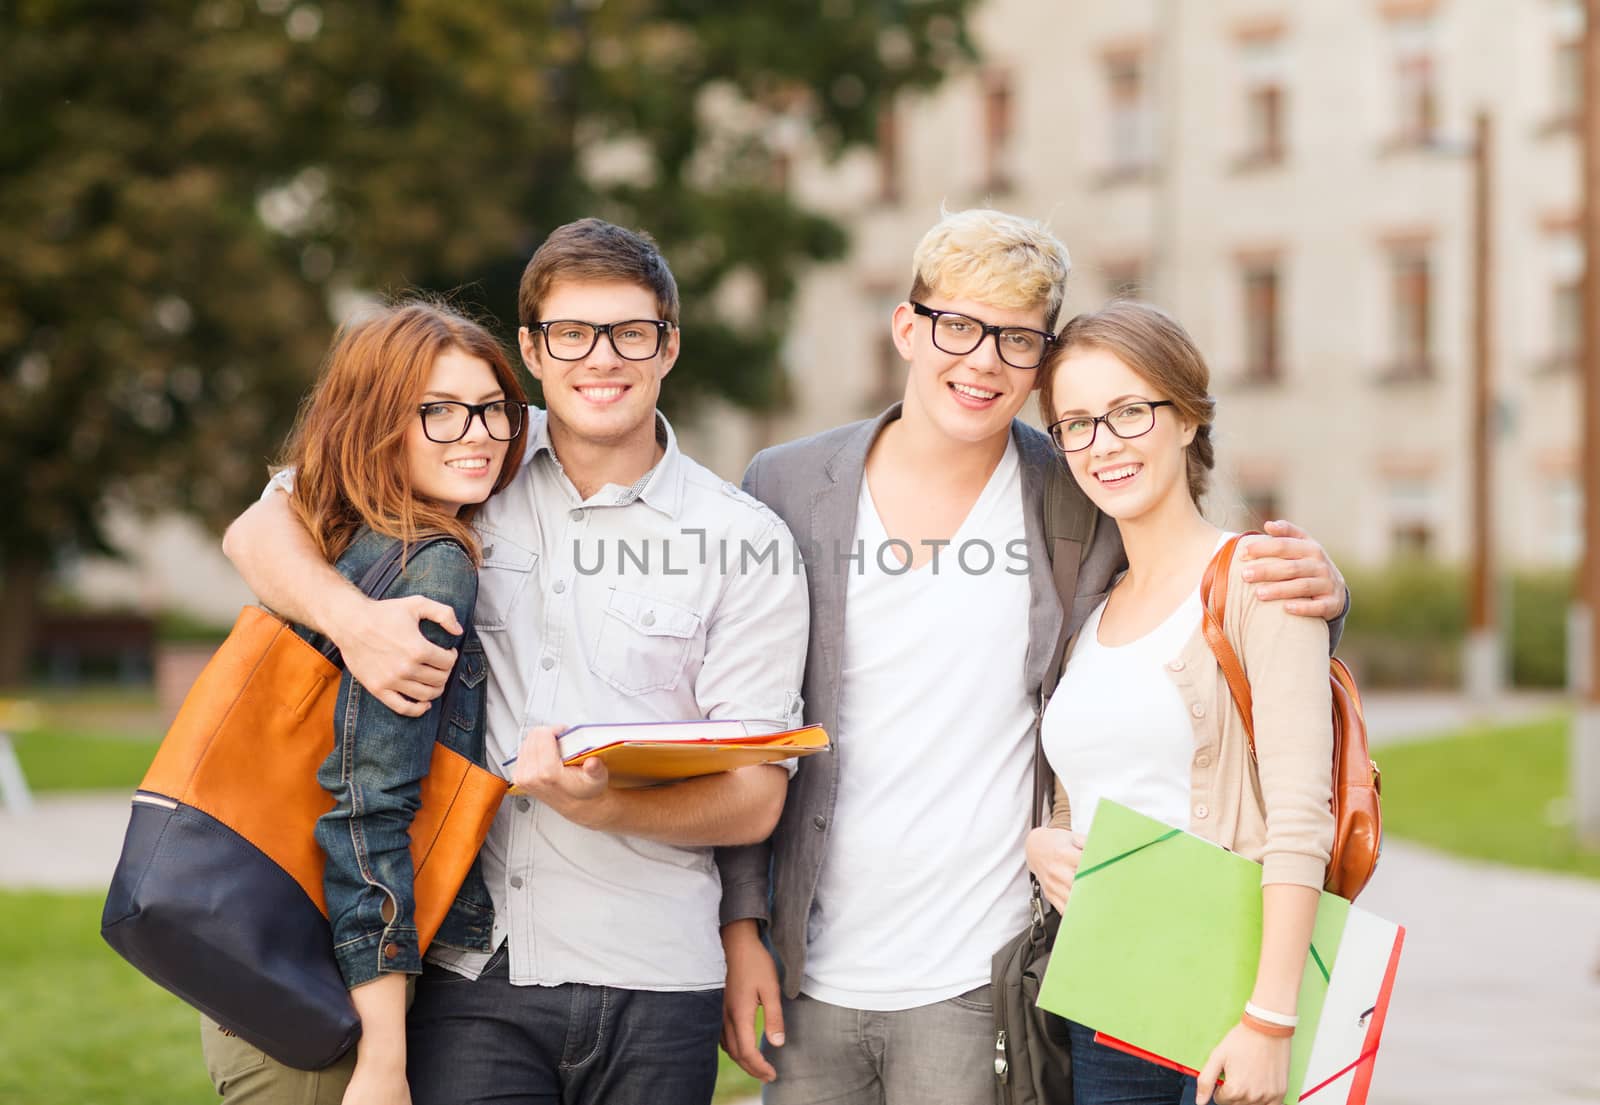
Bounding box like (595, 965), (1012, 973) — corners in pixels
(1027, 301), (1334, 1105)
(201, 300), (526, 1105)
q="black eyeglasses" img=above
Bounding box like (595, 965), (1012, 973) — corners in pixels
(1048, 400), (1177, 453)
(531, 318), (673, 362)
(416, 400), (525, 444)
(910, 302), (1056, 370)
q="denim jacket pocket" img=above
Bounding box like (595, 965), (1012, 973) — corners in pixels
(592, 587), (701, 695)
(447, 636), (489, 749)
(473, 533), (536, 631)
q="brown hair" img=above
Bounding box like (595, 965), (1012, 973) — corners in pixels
(1041, 300), (1217, 502)
(279, 299), (528, 565)
(517, 218), (680, 327)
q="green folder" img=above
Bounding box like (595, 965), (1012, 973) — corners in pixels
(1036, 801), (1355, 1104)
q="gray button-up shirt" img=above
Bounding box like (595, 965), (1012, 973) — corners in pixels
(430, 409), (808, 990)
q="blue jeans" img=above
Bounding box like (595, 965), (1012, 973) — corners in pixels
(1067, 1021), (1200, 1105)
(406, 945), (723, 1105)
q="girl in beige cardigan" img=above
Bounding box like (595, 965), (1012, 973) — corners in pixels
(1028, 301), (1335, 1105)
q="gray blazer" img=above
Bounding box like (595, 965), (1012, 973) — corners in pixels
(717, 404), (1125, 998)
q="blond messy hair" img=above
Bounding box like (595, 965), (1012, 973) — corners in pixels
(908, 208), (1072, 330)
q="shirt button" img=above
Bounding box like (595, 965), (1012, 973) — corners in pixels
(482, 545), (495, 559)
(1194, 804), (1210, 820)
(1190, 703), (1206, 719)
(642, 611), (656, 627)
(569, 508), (584, 521)
(553, 580), (566, 594)
(515, 798), (531, 813)
(383, 943), (400, 961)
(1195, 754), (1211, 769)
(510, 875), (524, 889)
(1168, 659), (1185, 672)
(812, 815), (826, 831)
(541, 656), (555, 671)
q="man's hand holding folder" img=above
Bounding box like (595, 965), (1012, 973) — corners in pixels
(508, 725), (616, 828)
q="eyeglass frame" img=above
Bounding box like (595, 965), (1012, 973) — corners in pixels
(528, 318), (675, 362)
(415, 399), (526, 444)
(1046, 399), (1178, 453)
(909, 301), (1057, 370)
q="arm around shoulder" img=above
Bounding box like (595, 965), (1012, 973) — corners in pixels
(223, 488), (365, 637)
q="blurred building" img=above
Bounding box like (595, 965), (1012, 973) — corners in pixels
(678, 0), (1587, 568)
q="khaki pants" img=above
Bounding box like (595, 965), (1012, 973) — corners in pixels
(200, 1015), (357, 1104)
(200, 981), (414, 1103)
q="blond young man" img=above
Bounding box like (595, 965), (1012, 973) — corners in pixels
(717, 209), (1348, 1105)
(223, 219), (809, 1105)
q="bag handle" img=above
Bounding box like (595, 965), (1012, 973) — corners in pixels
(1200, 532), (1263, 757)
(313, 536), (460, 667)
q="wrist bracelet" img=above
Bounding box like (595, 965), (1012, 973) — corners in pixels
(1243, 1001), (1299, 1028)
(1240, 1012), (1296, 1039)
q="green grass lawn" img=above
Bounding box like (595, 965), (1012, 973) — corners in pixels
(30, 701), (1597, 1097)
(1372, 713), (1600, 879)
(9, 729), (161, 792)
(0, 887), (761, 1103)
(0, 891), (216, 1104)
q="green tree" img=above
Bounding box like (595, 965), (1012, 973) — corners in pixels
(0, 0), (976, 684)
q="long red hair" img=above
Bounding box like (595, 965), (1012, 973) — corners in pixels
(278, 300), (527, 565)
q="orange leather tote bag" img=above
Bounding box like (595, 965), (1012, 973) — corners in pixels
(101, 538), (508, 1069)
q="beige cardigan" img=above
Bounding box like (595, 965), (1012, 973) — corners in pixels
(1049, 535), (1337, 889)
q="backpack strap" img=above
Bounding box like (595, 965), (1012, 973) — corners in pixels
(1041, 460), (1098, 692)
(1200, 532), (1264, 757)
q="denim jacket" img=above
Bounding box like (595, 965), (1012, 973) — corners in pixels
(306, 528), (497, 989)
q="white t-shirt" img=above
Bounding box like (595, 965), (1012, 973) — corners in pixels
(1042, 535), (1233, 836)
(802, 438), (1036, 1011)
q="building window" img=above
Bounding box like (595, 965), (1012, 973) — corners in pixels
(1542, 229), (1585, 372)
(1241, 259), (1283, 384)
(1103, 258), (1145, 299)
(1386, 15), (1438, 148)
(1241, 487), (1282, 530)
(1550, 0), (1586, 128)
(1384, 241), (1433, 380)
(871, 331), (903, 412)
(876, 99), (901, 205)
(1386, 476), (1437, 559)
(1390, 521), (1434, 559)
(1104, 49), (1153, 179)
(1550, 475), (1582, 562)
(981, 68), (1015, 195)
(1237, 33), (1287, 166)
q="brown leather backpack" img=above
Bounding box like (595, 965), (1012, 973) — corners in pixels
(1201, 533), (1382, 901)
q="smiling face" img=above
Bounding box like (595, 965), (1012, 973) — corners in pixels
(1048, 344), (1197, 523)
(892, 294), (1049, 447)
(404, 347), (512, 516)
(518, 278), (677, 453)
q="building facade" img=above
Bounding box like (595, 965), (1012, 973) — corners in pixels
(678, 0), (1588, 568)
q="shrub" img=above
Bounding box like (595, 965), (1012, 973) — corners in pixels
(1336, 562), (1574, 688)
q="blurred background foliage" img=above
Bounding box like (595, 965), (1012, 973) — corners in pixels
(0, 0), (977, 683)
(1340, 563), (1574, 688)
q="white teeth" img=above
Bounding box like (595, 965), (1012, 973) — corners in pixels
(580, 386), (625, 400)
(447, 458), (488, 470)
(1097, 464), (1140, 482)
(951, 382), (999, 400)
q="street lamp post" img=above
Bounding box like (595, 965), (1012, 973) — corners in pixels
(1465, 110), (1500, 703)
(1574, 0), (1600, 845)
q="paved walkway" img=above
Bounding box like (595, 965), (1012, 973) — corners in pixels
(3, 691), (1596, 1103)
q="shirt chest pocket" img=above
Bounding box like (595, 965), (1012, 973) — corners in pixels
(591, 587), (702, 696)
(474, 536), (537, 632)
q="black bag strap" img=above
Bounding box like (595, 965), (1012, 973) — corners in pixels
(312, 535), (461, 666)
